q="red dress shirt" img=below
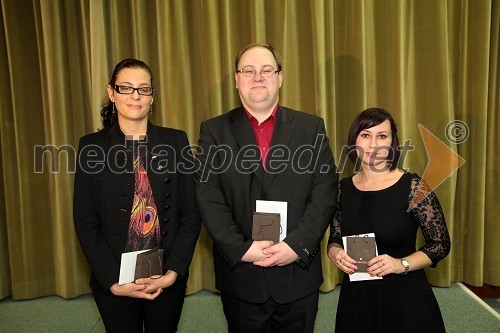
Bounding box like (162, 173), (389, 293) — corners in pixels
(245, 105), (279, 169)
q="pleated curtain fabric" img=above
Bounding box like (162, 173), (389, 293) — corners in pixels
(0, 0), (498, 299)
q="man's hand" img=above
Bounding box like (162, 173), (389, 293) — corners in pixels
(241, 240), (274, 262)
(253, 242), (298, 267)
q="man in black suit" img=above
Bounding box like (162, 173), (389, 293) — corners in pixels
(195, 44), (338, 332)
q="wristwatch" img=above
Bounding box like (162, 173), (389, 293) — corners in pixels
(400, 258), (410, 275)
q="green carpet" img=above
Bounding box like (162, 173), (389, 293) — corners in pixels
(0, 283), (498, 332)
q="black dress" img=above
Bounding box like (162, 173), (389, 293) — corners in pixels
(329, 172), (451, 333)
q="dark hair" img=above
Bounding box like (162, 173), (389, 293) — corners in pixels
(235, 43), (282, 72)
(100, 58), (154, 129)
(347, 108), (400, 171)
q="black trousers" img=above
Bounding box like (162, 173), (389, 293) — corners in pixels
(92, 279), (187, 333)
(221, 290), (319, 333)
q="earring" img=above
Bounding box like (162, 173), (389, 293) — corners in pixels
(112, 102), (116, 115)
(150, 104), (153, 116)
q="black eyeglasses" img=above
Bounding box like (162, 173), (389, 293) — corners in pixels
(114, 85), (154, 96)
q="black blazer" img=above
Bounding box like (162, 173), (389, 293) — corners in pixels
(195, 106), (338, 303)
(73, 122), (201, 292)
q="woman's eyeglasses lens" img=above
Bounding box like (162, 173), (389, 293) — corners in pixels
(114, 85), (154, 96)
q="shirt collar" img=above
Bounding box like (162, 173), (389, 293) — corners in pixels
(244, 104), (279, 124)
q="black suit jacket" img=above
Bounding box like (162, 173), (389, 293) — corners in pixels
(73, 122), (201, 292)
(195, 106), (338, 303)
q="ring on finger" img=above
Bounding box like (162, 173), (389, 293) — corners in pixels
(381, 260), (385, 266)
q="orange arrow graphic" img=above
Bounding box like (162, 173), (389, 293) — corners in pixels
(410, 124), (466, 209)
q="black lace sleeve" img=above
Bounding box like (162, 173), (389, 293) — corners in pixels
(408, 176), (451, 267)
(328, 182), (343, 247)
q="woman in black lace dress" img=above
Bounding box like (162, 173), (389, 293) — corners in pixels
(327, 108), (451, 332)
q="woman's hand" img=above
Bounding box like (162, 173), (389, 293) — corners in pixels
(135, 270), (179, 294)
(367, 255), (402, 277)
(109, 281), (162, 300)
(110, 270), (179, 300)
(328, 245), (357, 274)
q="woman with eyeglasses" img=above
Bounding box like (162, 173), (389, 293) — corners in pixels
(73, 58), (201, 332)
(327, 108), (450, 332)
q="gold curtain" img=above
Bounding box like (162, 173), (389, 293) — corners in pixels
(0, 0), (498, 299)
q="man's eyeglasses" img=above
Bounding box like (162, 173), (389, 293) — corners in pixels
(237, 67), (280, 78)
(114, 85), (154, 96)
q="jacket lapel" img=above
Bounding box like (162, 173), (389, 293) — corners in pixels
(230, 108), (265, 184)
(107, 124), (134, 182)
(144, 122), (169, 204)
(263, 107), (295, 194)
